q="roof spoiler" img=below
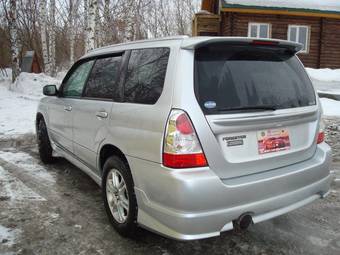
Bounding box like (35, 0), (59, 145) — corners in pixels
(181, 37), (303, 53)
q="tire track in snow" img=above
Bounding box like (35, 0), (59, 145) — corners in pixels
(0, 150), (55, 183)
(0, 150), (60, 202)
(0, 165), (46, 202)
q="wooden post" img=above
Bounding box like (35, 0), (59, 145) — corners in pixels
(318, 18), (324, 69)
(192, 12), (221, 36)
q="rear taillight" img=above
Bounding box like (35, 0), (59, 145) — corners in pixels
(163, 109), (208, 168)
(317, 120), (325, 144)
(317, 131), (325, 144)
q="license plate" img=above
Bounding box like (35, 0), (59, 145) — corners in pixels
(257, 128), (291, 154)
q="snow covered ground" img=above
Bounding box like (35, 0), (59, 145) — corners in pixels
(0, 165), (46, 202)
(320, 98), (340, 117)
(0, 69), (61, 139)
(305, 68), (340, 117)
(306, 68), (340, 95)
(0, 150), (55, 183)
(0, 68), (340, 139)
(0, 224), (21, 247)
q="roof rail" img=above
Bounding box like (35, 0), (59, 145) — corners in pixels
(89, 36), (189, 54)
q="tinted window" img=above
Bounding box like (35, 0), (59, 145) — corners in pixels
(124, 48), (170, 104)
(84, 56), (122, 99)
(62, 61), (94, 97)
(195, 44), (316, 114)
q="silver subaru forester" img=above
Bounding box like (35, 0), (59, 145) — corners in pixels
(36, 36), (332, 240)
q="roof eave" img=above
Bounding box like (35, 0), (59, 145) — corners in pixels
(221, 4), (340, 19)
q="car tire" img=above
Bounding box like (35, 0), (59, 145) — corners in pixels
(102, 156), (138, 237)
(37, 119), (54, 164)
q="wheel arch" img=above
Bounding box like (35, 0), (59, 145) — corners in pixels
(98, 144), (129, 175)
(36, 112), (45, 130)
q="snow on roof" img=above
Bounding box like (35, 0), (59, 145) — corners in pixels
(223, 0), (340, 13)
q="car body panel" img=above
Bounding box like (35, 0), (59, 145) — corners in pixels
(129, 143), (331, 240)
(100, 43), (178, 165)
(42, 97), (74, 152)
(72, 99), (113, 172)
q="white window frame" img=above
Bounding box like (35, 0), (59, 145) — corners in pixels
(248, 22), (271, 39)
(288, 25), (310, 54)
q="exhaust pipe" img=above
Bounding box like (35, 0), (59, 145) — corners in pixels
(233, 213), (253, 231)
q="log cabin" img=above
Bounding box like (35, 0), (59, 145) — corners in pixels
(194, 0), (340, 68)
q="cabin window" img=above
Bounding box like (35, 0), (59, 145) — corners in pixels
(288, 25), (310, 53)
(124, 48), (170, 105)
(248, 23), (271, 39)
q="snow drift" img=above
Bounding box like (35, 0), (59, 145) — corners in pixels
(0, 71), (62, 139)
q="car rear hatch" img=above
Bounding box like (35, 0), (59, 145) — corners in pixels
(192, 39), (320, 180)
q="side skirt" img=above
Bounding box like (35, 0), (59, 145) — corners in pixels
(52, 142), (102, 186)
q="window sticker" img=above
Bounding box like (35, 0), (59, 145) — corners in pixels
(204, 101), (216, 109)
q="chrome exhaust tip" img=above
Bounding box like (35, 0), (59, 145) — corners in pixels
(233, 213), (253, 231)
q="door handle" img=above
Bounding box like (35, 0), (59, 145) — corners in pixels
(64, 105), (72, 111)
(96, 111), (108, 119)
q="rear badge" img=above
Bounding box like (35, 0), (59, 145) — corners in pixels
(227, 140), (244, 147)
(204, 101), (216, 109)
(223, 135), (246, 147)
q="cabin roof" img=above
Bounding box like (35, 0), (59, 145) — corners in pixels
(82, 36), (302, 59)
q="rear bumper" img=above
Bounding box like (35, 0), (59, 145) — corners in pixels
(128, 143), (332, 240)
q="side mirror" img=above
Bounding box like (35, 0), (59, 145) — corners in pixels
(43, 85), (58, 96)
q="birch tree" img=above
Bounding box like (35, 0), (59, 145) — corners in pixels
(122, 0), (136, 42)
(83, 0), (88, 48)
(103, 0), (110, 45)
(49, 0), (56, 75)
(8, 0), (20, 82)
(145, 0), (173, 38)
(121, 0), (148, 42)
(94, 0), (100, 47)
(69, 0), (75, 64)
(0, 0), (202, 72)
(85, 0), (97, 52)
(174, 0), (197, 35)
(39, 0), (50, 74)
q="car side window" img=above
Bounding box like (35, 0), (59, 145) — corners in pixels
(62, 60), (94, 97)
(83, 55), (122, 100)
(124, 48), (170, 104)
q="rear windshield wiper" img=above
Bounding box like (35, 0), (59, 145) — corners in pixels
(217, 105), (278, 112)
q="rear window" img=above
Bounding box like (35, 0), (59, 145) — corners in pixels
(195, 44), (316, 114)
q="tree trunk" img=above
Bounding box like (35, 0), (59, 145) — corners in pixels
(8, 0), (20, 82)
(103, 0), (110, 45)
(124, 0), (135, 42)
(85, 0), (97, 52)
(69, 0), (75, 65)
(50, 0), (56, 76)
(95, 0), (100, 47)
(39, 0), (50, 74)
(84, 0), (88, 51)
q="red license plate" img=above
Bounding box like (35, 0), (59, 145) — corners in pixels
(257, 128), (291, 154)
